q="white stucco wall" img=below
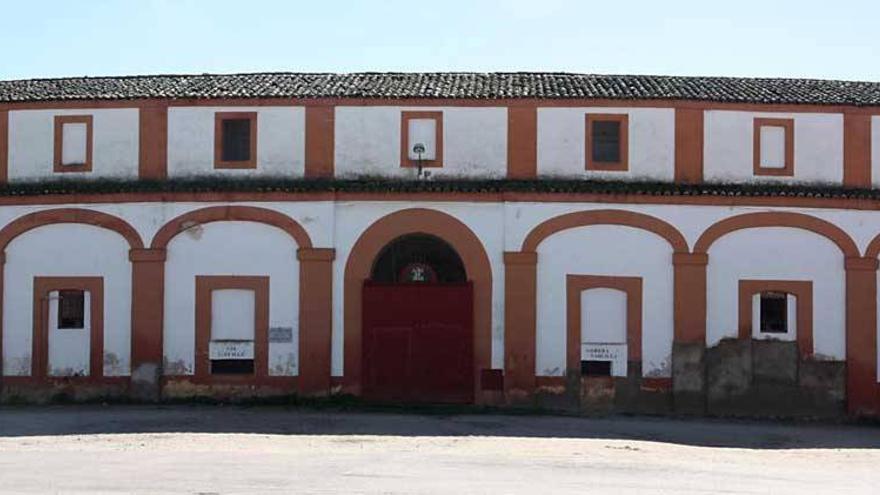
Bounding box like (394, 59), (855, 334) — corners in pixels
(705, 227), (845, 359)
(334, 107), (508, 178)
(535, 225), (674, 377)
(167, 106), (305, 178)
(0, 199), (876, 382)
(162, 221), (300, 376)
(536, 107), (675, 180)
(2, 224), (132, 376)
(704, 110), (844, 184)
(8, 108), (140, 181)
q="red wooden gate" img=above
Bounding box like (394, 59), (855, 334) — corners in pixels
(362, 282), (474, 403)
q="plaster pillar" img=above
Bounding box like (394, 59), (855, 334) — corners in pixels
(297, 248), (335, 396)
(129, 248), (166, 402)
(673, 252), (708, 343)
(845, 256), (879, 416)
(671, 252), (708, 414)
(503, 251), (537, 399)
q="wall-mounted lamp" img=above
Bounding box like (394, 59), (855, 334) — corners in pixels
(412, 143), (426, 179)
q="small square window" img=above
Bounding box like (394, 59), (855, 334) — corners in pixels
(741, 280), (808, 351)
(221, 118), (251, 162)
(759, 291), (788, 334)
(581, 360), (612, 376)
(58, 289), (85, 329)
(214, 112), (257, 169)
(591, 120), (621, 163)
(586, 114), (628, 171)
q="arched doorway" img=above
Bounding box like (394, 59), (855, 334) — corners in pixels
(362, 234), (474, 403)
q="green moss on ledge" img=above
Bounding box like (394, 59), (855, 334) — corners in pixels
(0, 176), (877, 200)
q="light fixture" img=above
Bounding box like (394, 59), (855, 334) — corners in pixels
(412, 143), (426, 179)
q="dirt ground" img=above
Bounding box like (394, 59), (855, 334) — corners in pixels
(0, 405), (877, 494)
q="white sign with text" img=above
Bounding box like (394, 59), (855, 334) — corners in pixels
(581, 343), (628, 377)
(209, 340), (255, 360)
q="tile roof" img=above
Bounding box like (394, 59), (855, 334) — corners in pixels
(2, 72), (880, 106)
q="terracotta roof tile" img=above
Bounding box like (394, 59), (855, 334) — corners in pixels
(2, 72), (880, 105)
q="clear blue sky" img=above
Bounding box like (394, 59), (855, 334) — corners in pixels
(1, 0), (878, 81)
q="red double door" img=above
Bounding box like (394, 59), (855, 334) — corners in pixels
(362, 282), (474, 403)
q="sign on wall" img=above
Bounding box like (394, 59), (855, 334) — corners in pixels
(268, 327), (294, 343)
(581, 343), (628, 377)
(209, 340), (255, 360)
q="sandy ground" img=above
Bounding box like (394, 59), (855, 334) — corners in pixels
(0, 406), (877, 494)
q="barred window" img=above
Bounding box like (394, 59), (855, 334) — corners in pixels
(58, 290), (85, 329)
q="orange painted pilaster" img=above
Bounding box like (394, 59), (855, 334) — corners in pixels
(503, 251), (537, 397)
(673, 252), (708, 343)
(129, 248), (166, 400)
(304, 105), (335, 178)
(0, 109), (8, 184)
(674, 108), (704, 183)
(0, 253), (5, 384)
(297, 248), (335, 395)
(138, 103), (168, 180)
(507, 105), (537, 179)
(844, 256), (879, 416)
(843, 112), (871, 188)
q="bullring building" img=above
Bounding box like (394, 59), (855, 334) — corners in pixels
(0, 72), (879, 417)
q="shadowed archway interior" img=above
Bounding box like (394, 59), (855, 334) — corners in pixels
(370, 233), (467, 283)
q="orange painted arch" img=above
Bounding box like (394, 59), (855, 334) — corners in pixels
(521, 209), (689, 253)
(694, 211), (859, 257)
(343, 208), (493, 397)
(0, 208), (144, 251)
(862, 232), (880, 259)
(150, 205), (313, 249)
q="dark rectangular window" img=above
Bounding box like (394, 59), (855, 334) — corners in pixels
(581, 360), (612, 377)
(760, 292), (787, 333)
(58, 289), (85, 329)
(211, 359), (255, 375)
(591, 120), (621, 163)
(221, 118), (252, 162)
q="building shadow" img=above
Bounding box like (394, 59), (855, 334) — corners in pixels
(0, 404), (878, 449)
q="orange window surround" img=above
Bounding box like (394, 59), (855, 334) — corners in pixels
(53, 115), (93, 173)
(400, 111), (443, 168)
(585, 113), (629, 171)
(194, 275), (269, 382)
(753, 117), (794, 177)
(214, 112), (258, 169)
(738, 279), (812, 358)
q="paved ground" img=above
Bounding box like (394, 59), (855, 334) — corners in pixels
(0, 406), (877, 494)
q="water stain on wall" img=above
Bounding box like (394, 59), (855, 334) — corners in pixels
(5, 356), (32, 376)
(103, 352), (125, 376)
(49, 367), (84, 377)
(645, 357), (672, 378)
(162, 358), (193, 375)
(270, 352), (297, 376)
(181, 221), (204, 240)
